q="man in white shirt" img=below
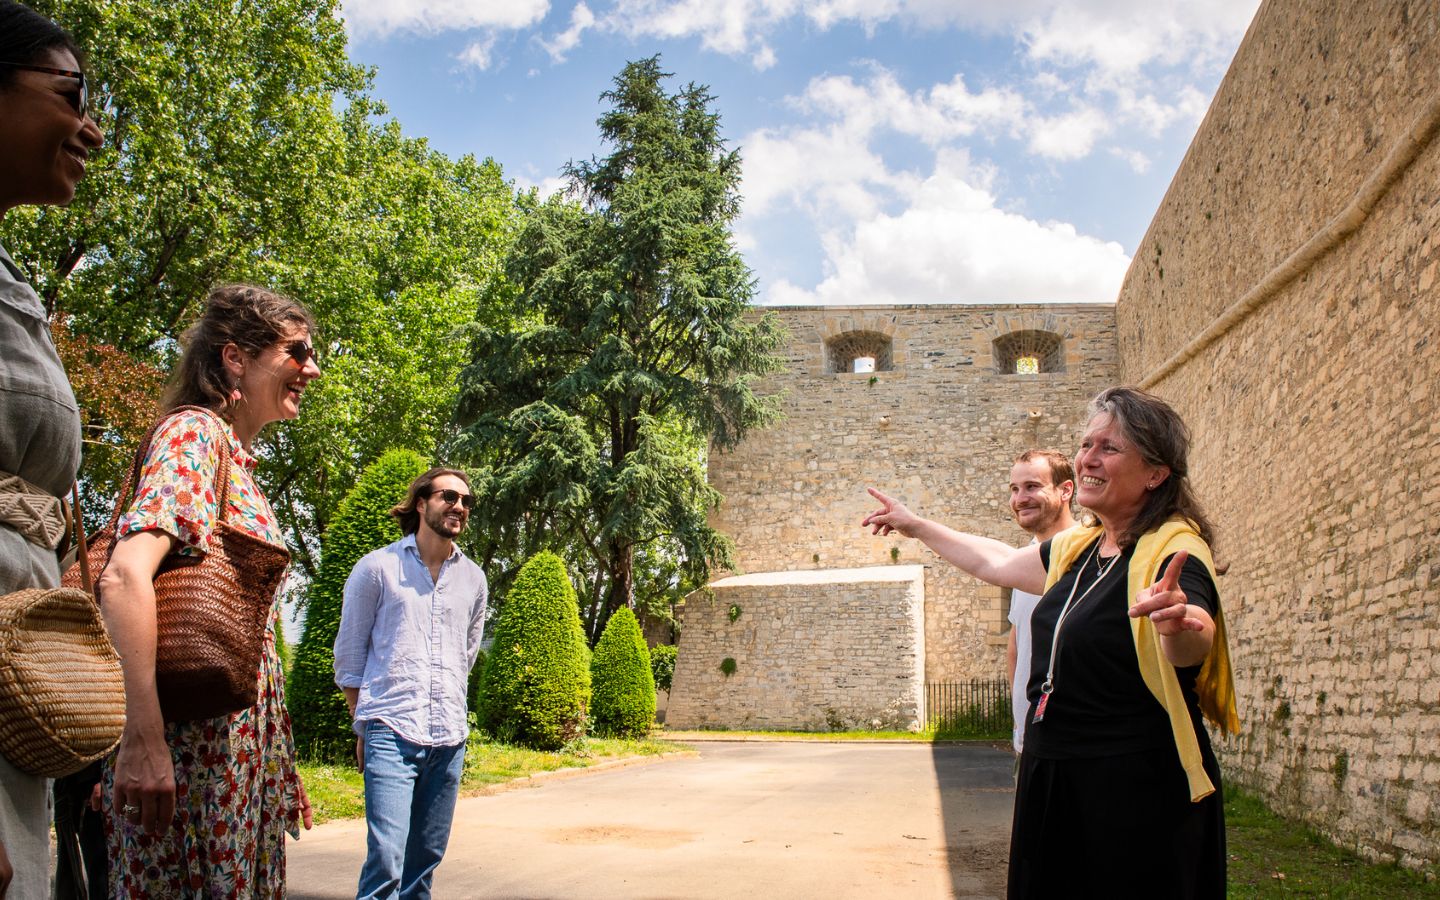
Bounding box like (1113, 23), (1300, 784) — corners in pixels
(1005, 450), (1076, 756)
(334, 468), (488, 899)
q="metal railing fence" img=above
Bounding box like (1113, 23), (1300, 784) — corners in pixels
(924, 679), (1012, 737)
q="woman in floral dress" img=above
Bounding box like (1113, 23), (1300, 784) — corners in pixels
(98, 284), (321, 896)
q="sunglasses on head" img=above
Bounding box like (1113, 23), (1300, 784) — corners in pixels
(282, 339), (317, 368)
(427, 488), (475, 510)
(0, 61), (88, 118)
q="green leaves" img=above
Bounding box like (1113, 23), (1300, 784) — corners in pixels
(452, 56), (785, 640)
(479, 552), (591, 750)
(4, 0), (522, 567)
(590, 608), (656, 738)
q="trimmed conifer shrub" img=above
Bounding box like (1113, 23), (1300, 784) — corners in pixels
(288, 448), (429, 761)
(467, 647), (487, 716)
(590, 608), (656, 738)
(480, 551), (590, 749)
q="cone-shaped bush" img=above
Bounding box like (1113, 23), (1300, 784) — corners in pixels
(590, 608), (656, 738)
(289, 449), (429, 761)
(481, 551), (590, 749)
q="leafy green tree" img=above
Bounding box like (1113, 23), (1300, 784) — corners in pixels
(288, 448), (428, 761)
(453, 56), (785, 642)
(4, 1), (521, 558)
(480, 552), (590, 750)
(590, 608), (655, 738)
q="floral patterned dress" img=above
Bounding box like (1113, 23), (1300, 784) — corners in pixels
(103, 408), (303, 897)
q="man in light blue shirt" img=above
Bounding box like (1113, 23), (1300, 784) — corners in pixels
(334, 467), (488, 900)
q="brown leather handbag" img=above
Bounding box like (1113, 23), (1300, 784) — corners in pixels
(64, 406), (290, 722)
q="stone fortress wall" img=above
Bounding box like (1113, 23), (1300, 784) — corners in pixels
(665, 567), (926, 731)
(670, 305), (1116, 730)
(1114, 0), (1440, 870)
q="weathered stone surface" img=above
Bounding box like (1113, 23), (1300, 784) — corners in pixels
(1116, 0), (1440, 872)
(668, 567), (927, 731)
(702, 303), (1116, 685)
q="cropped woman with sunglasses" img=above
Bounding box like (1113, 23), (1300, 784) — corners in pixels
(0, 2), (104, 895)
(97, 284), (319, 896)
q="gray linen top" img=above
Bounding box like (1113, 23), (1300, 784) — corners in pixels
(0, 243), (82, 593)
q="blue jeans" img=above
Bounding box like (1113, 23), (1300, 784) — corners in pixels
(357, 721), (467, 900)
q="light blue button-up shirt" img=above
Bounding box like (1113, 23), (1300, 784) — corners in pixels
(333, 533), (488, 747)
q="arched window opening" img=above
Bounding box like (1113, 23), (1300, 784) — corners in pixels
(825, 331), (893, 374)
(993, 330), (1064, 375)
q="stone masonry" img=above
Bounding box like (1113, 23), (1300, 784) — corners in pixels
(666, 567), (925, 731)
(1115, 0), (1440, 871)
(673, 304), (1116, 725)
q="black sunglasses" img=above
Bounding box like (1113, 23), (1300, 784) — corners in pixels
(282, 339), (317, 368)
(427, 488), (475, 510)
(0, 61), (87, 118)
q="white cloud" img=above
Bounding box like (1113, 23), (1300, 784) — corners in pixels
(597, 0), (1256, 76)
(539, 2), (596, 62)
(1026, 105), (1108, 160)
(342, 0), (549, 39)
(455, 34), (498, 71)
(1109, 147), (1151, 173)
(764, 152), (1129, 305)
(513, 173), (572, 199)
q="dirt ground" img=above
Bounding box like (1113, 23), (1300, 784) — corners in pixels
(286, 741), (1015, 899)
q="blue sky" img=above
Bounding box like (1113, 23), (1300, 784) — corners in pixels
(340, 0), (1262, 305)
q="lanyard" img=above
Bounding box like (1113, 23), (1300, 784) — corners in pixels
(1031, 536), (1122, 724)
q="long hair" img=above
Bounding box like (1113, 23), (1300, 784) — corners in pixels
(161, 284), (315, 417)
(0, 2), (83, 86)
(390, 468), (471, 537)
(1088, 386), (1217, 550)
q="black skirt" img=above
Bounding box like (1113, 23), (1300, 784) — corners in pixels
(1007, 744), (1226, 899)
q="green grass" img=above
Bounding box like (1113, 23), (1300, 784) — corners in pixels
(297, 732), (687, 825)
(1225, 786), (1437, 897)
(297, 762), (366, 824)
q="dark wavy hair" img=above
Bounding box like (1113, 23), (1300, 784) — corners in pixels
(1087, 386), (1217, 550)
(0, 2), (84, 87)
(390, 468), (471, 537)
(161, 284), (315, 417)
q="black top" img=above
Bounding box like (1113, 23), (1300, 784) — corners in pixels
(1022, 534), (1218, 759)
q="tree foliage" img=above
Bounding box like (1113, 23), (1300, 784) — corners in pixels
(288, 448), (428, 761)
(453, 56), (785, 642)
(589, 608), (656, 738)
(2, 0), (520, 562)
(480, 551), (590, 750)
(649, 644), (676, 693)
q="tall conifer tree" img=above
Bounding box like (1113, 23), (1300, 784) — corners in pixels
(454, 56), (784, 640)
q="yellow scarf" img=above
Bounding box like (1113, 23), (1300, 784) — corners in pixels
(1046, 518), (1239, 801)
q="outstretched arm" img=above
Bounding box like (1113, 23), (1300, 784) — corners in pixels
(862, 488), (1046, 595)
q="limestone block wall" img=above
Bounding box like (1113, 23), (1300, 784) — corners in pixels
(707, 304), (1116, 682)
(1114, 0), (1440, 871)
(668, 567), (925, 731)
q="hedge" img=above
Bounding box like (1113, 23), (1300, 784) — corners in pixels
(590, 608), (656, 738)
(480, 551), (590, 749)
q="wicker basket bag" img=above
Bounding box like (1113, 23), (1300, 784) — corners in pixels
(0, 586), (126, 776)
(0, 485), (125, 778)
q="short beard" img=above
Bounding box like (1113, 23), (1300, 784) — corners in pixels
(423, 505), (463, 539)
(1017, 503), (1062, 537)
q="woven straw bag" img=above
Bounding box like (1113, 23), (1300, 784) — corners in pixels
(0, 492), (126, 778)
(63, 406), (290, 722)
